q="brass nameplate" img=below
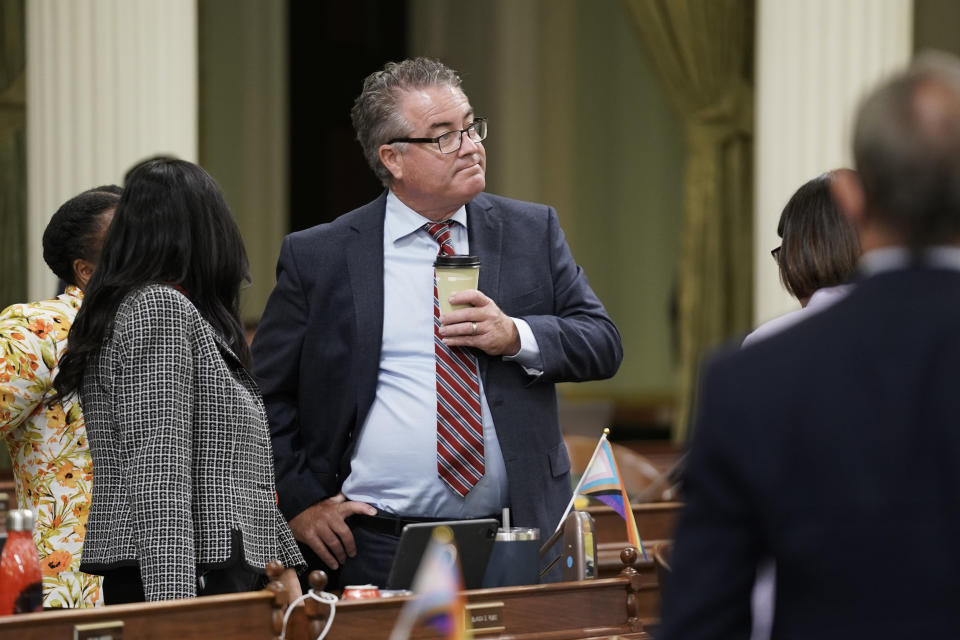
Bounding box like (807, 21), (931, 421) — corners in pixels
(466, 601), (505, 634)
(74, 620), (124, 640)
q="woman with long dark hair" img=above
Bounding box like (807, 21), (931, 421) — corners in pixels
(55, 157), (303, 603)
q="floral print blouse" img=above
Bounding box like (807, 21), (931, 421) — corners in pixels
(0, 286), (102, 607)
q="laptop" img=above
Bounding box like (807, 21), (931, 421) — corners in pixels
(386, 518), (498, 590)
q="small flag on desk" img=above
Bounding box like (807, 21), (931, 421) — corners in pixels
(389, 526), (469, 640)
(574, 431), (646, 559)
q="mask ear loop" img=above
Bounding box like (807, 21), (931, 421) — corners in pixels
(280, 588), (338, 640)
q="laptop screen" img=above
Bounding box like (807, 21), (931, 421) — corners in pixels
(386, 518), (498, 590)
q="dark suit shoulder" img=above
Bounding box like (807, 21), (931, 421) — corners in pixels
(705, 267), (960, 428)
(743, 267), (960, 359)
(473, 191), (553, 218)
(471, 192), (558, 242)
(283, 192), (387, 250)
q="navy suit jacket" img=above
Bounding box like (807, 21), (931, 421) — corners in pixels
(252, 191), (622, 541)
(660, 266), (960, 640)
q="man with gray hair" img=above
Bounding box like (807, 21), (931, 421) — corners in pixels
(660, 53), (960, 639)
(253, 57), (622, 588)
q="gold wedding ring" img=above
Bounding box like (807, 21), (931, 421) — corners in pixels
(471, 322), (478, 336)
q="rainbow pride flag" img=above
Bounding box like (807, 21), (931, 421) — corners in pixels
(555, 432), (646, 559)
(389, 526), (468, 640)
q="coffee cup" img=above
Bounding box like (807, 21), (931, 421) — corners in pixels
(435, 255), (480, 315)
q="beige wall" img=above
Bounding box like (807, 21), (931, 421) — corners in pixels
(410, 0), (685, 403)
(915, 0), (960, 56)
(26, 0), (198, 301)
(198, 0), (288, 326)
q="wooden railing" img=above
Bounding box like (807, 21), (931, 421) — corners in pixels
(0, 584), (288, 640)
(591, 502), (681, 578)
(283, 556), (656, 639)
(0, 553), (658, 640)
(0, 502), (680, 638)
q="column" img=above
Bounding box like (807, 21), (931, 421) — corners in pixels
(754, 0), (913, 324)
(26, 0), (197, 300)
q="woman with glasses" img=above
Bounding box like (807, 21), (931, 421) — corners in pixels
(54, 157), (304, 603)
(743, 170), (861, 347)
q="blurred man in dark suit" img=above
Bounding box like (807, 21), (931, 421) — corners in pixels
(660, 53), (960, 639)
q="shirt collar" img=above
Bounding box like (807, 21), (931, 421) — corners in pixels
(385, 190), (468, 243)
(859, 245), (960, 276)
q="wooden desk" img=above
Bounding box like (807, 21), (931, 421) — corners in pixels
(0, 572), (657, 640)
(0, 588), (285, 640)
(587, 502), (681, 544)
(0, 533), (665, 640)
(286, 572), (659, 640)
(589, 502), (682, 579)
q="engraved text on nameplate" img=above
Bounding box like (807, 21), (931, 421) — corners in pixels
(74, 620), (124, 640)
(465, 601), (505, 633)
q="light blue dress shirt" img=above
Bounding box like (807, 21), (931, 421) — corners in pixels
(341, 191), (542, 518)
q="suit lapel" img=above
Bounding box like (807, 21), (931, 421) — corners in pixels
(347, 193), (387, 421)
(467, 194), (501, 378)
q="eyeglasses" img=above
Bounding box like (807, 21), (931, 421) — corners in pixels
(771, 246), (781, 262)
(388, 118), (488, 154)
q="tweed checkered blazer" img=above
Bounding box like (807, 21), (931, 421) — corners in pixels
(79, 284), (303, 601)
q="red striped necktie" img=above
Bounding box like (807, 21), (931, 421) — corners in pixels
(424, 221), (484, 496)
